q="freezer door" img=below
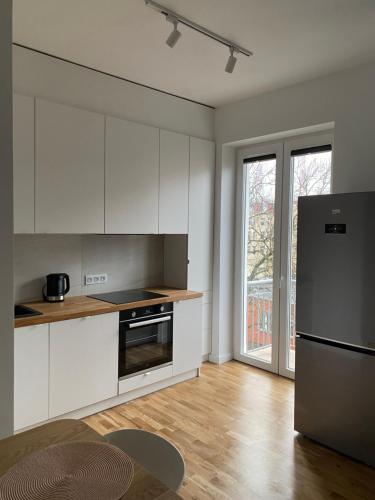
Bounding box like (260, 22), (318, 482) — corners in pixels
(296, 192), (375, 349)
(295, 337), (375, 467)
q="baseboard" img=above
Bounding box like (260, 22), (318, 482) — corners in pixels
(208, 352), (234, 364)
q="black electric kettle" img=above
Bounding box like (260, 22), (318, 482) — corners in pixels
(43, 273), (70, 302)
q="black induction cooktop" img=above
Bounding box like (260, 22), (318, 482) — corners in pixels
(88, 289), (167, 305)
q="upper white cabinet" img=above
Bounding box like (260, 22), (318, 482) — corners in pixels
(188, 137), (215, 292)
(14, 324), (49, 430)
(35, 99), (105, 233)
(105, 117), (159, 234)
(13, 94), (35, 234)
(159, 130), (189, 234)
(13, 94), (215, 240)
(49, 313), (118, 418)
(173, 297), (203, 376)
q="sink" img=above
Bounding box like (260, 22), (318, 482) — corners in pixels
(14, 304), (42, 319)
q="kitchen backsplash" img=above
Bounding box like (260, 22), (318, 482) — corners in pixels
(14, 234), (165, 303)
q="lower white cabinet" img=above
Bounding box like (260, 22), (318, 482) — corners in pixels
(14, 324), (49, 430)
(118, 365), (173, 395)
(14, 298), (202, 427)
(49, 313), (118, 418)
(173, 298), (203, 376)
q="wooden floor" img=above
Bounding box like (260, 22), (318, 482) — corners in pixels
(84, 361), (375, 499)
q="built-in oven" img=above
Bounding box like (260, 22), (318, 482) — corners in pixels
(118, 302), (173, 379)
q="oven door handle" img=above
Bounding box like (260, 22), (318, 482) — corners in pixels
(127, 315), (172, 329)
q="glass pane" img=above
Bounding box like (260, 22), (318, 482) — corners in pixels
(288, 150), (332, 370)
(244, 158), (276, 363)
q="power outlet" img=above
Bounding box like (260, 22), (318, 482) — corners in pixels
(85, 274), (108, 285)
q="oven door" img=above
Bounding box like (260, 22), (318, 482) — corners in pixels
(119, 314), (173, 379)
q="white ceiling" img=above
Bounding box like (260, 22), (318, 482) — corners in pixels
(13, 0), (375, 107)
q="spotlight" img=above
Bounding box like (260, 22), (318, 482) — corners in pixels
(166, 16), (181, 48)
(225, 46), (237, 74)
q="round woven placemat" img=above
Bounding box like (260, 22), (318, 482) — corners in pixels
(0, 441), (134, 500)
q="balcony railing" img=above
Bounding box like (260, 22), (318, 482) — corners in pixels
(247, 278), (296, 353)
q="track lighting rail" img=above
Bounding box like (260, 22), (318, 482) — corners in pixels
(145, 0), (253, 58)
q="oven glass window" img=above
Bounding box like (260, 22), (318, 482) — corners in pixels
(119, 316), (173, 378)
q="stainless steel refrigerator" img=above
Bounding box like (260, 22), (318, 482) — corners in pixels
(295, 192), (375, 467)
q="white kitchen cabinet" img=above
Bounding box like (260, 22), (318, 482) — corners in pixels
(35, 99), (105, 233)
(13, 94), (35, 233)
(105, 117), (159, 234)
(188, 138), (215, 357)
(159, 130), (189, 234)
(14, 324), (49, 430)
(188, 137), (215, 292)
(173, 298), (203, 376)
(118, 365), (173, 395)
(49, 313), (118, 417)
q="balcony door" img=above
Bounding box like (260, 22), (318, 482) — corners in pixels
(234, 135), (333, 378)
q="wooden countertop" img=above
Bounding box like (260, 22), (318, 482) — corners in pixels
(0, 419), (181, 499)
(14, 287), (203, 328)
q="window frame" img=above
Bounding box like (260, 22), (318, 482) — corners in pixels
(234, 132), (334, 379)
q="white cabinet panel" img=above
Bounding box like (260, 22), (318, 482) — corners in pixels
(188, 137), (215, 292)
(14, 324), (49, 430)
(35, 99), (105, 233)
(49, 313), (118, 417)
(118, 365), (173, 395)
(173, 298), (202, 376)
(105, 117), (159, 234)
(13, 94), (35, 233)
(159, 130), (189, 234)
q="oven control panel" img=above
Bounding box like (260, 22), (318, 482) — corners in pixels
(120, 302), (173, 321)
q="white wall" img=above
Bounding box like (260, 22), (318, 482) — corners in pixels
(0, 0), (14, 438)
(14, 235), (165, 303)
(216, 61), (375, 193)
(212, 60), (375, 362)
(13, 45), (214, 140)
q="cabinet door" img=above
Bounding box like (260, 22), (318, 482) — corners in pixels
(13, 94), (35, 233)
(159, 130), (189, 234)
(188, 138), (215, 291)
(14, 324), (49, 430)
(173, 298), (202, 376)
(35, 99), (105, 233)
(49, 313), (118, 417)
(105, 117), (159, 234)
